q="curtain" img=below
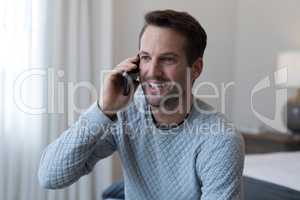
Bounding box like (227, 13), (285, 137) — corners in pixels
(0, 0), (114, 200)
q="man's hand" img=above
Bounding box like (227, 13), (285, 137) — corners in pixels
(98, 56), (140, 118)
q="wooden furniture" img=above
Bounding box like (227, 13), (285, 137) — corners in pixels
(241, 131), (300, 154)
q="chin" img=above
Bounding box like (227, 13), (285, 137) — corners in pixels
(146, 94), (181, 113)
(146, 95), (162, 108)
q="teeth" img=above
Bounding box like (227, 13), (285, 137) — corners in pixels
(149, 83), (166, 89)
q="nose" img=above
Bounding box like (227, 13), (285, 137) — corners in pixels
(146, 59), (162, 78)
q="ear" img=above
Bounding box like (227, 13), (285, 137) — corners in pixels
(191, 57), (203, 81)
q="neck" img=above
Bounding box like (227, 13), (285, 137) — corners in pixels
(150, 94), (193, 126)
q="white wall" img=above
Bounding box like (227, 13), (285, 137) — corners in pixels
(233, 0), (300, 132)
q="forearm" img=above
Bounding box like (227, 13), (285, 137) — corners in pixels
(38, 102), (118, 189)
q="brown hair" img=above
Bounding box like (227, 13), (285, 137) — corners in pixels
(139, 9), (207, 66)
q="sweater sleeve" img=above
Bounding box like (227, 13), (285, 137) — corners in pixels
(196, 132), (245, 200)
(38, 102), (118, 189)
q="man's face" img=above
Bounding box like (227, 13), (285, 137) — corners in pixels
(139, 25), (194, 109)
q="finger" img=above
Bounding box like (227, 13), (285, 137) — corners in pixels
(116, 62), (136, 69)
(118, 56), (139, 66)
(115, 63), (138, 73)
(125, 56), (139, 62)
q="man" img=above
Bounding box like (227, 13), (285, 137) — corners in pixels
(38, 10), (244, 199)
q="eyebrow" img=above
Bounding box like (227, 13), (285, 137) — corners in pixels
(139, 51), (179, 58)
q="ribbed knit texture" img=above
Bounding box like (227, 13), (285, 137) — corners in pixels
(38, 87), (244, 200)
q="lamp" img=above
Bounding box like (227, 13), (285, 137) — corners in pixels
(277, 51), (300, 134)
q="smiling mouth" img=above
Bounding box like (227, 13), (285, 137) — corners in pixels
(148, 82), (169, 89)
(144, 81), (176, 95)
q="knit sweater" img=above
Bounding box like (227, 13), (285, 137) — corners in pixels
(38, 87), (245, 200)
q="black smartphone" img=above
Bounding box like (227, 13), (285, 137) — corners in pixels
(122, 57), (140, 96)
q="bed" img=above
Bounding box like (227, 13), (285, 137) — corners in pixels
(243, 151), (300, 200)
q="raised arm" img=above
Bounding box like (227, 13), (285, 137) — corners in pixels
(38, 56), (140, 189)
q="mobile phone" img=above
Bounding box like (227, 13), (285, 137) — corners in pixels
(122, 58), (140, 96)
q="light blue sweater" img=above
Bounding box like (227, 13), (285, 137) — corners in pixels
(38, 88), (244, 200)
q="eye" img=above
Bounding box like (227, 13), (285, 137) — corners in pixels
(140, 55), (151, 62)
(161, 57), (176, 64)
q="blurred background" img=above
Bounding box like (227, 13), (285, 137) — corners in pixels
(1, 0), (300, 200)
